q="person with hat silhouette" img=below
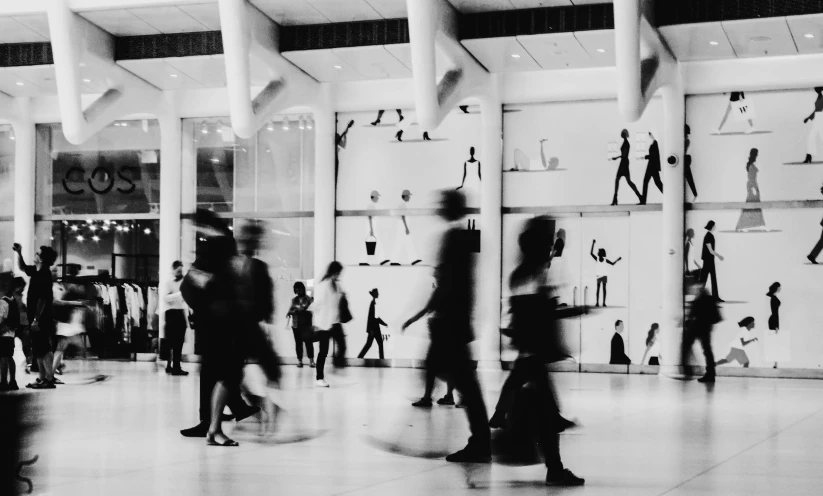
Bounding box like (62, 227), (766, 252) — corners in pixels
(357, 288), (388, 359)
(361, 191), (389, 266)
(389, 189), (422, 266)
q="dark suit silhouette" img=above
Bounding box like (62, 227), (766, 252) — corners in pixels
(358, 300), (388, 359)
(610, 333), (631, 365)
(641, 140), (663, 204)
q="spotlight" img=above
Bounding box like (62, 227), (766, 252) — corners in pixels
(299, 117), (305, 130)
(307, 117), (313, 130)
(267, 121), (274, 132)
(102, 226), (110, 232)
(216, 120), (224, 133)
(92, 235), (100, 242)
(70, 225), (79, 232)
(76, 235), (84, 242)
(201, 122), (209, 134)
(144, 228), (151, 234)
(282, 118), (290, 131)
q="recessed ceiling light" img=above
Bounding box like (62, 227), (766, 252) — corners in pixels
(83, 78), (91, 83)
(709, 41), (719, 46)
(15, 82), (23, 86)
(170, 73), (178, 78)
(511, 53), (521, 58)
(596, 48), (606, 53)
(805, 33), (816, 39)
(333, 65), (343, 69)
(750, 36), (771, 43)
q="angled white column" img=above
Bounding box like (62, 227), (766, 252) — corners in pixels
(11, 97), (36, 265)
(157, 93), (182, 342)
(312, 86), (336, 281)
(217, 0), (319, 139)
(406, 0), (490, 129)
(614, 0), (685, 373)
(46, 0), (162, 145)
(479, 76), (503, 359)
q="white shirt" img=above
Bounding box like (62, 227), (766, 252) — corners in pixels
(163, 278), (187, 311)
(595, 259), (609, 278)
(313, 278), (343, 331)
(648, 339), (660, 358)
(729, 328), (753, 350)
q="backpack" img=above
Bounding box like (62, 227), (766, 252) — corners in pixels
(2, 296), (19, 331)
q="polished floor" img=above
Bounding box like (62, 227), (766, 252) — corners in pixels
(10, 361), (823, 496)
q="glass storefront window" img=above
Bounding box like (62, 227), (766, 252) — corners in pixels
(0, 125), (14, 216)
(35, 120), (161, 216)
(189, 116), (315, 213)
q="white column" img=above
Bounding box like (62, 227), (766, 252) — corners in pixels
(12, 98), (36, 265)
(660, 78), (686, 373)
(157, 96), (183, 342)
(479, 77), (503, 360)
(313, 85), (336, 281)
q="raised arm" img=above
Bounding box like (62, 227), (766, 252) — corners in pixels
(12, 244), (34, 276)
(590, 240), (597, 261)
(607, 256), (622, 266)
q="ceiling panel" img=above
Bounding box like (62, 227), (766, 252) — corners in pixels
(282, 49), (364, 82)
(8, 66), (56, 95)
(573, 29), (615, 66)
(332, 45), (411, 79)
(118, 59), (203, 90)
(0, 17), (48, 43)
(462, 36), (540, 72)
(660, 22), (736, 61)
(518, 32), (593, 69)
(384, 43), (453, 80)
(306, 0), (381, 22)
(722, 18), (797, 58)
(0, 68), (51, 97)
(165, 55), (227, 87)
(787, 14), (823, 55)
(128, 6), (210, 34)
(178, 3), (222, 31)
(250, 0), (329, 25)
(363, 0), (408, 19)
(81, 10), (160, 36)
(448, 0), (514, 13)
(12, 14), (51, 40)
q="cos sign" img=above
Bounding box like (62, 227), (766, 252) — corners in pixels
(62, 166), (139, 195)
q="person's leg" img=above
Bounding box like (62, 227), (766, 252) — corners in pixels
(625, 172), (643, 200)
(332, 324), (347, 368)
(207, 382), (237, 445)
(0, 358), (7, 385)
(717, 103), (732, 131)
(596, 277), (603, 306)
(376, 333), (384, 360)
(612, 173), (621, 205)
(809, 230), (823, 261)
(685, 164), (698, 198)
(490, 359), (529, 427)
(654, 172), (663, 194)
(316, 333), (330, 380)
(371, 109), (385, 125)
(396, 109), (403, 121)
(710, 264), (719, 299)
(716, 350), (732, 366)
(448, 359), (491, 458)
(602, 276), (608, 307)
(358, 334), (374, 359)
(641, 171), (651, 204)
(292, 328), (304, 363)
(305, 335), (315, 364)
(52, 337), (67, 374)
(172, 313), (186, 371)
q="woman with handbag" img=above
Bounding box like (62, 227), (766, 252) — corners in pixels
(287, 282), (315, 368)
(313, 261), (349, 387)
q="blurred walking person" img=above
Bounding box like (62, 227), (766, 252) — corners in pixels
(313, 262), (349, 387)
(163, 261), (189, 376)
(402, 190), (491, 463)
(682, 276), (723, 383)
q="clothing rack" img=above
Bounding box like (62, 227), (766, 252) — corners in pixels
(110, 253), (159, 284)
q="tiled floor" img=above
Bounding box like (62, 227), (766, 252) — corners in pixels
(10, 361), (823, 495)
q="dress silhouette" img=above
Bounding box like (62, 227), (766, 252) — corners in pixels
(803, 87), (823, 163)
(611, 130), (642, 205)
(640, 134), (662, 204)
(735, 149), (766, 232)
(458, 147), (481, 190)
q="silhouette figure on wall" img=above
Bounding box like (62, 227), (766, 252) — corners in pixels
(358, 289), (388, 359)
(590, 240), (622, 307)
(716, 317), (758, 368)
(610, 129), (642, 205)
(609, 320), (631, 365)
(684, 228), (703, 279)
(512, 140), (561, 171)
(700, 221), (724, 302)
(640, 131), (663, 205)
(765, 282), (789, 369)
(336, 119), (355, 182)
(808, 185), (823, 263)
(371, 109), (403, 126)
(715, 92), (755, 134)
(735, 148), (767, 232)
(553, 229), (566, 258)
(459, 105), (470, 114)
(457, 147), (481, 191)
(390, 189), (422, 266)
(641, 323), (660, 366)
(803, 87), (823, 163)
(361, 191), (389, 266)
(685, 125), (698, 199)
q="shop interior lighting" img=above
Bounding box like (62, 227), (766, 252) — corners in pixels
(306, 117), (313, 130)
(267, 121), (274, 132)
(144, 228), (151, 235)
(70, 225), (79, 232)
(92, 236), (100, 242)
(333, 65), (343, 70)
(116, 226), (124, 232)
(170, 73), (179, 78)
(76, 235), (83, 242)
(283, 118), (290, 131)
(83, 78), (91, 83)
(210, 157), (220, 163)
(217, 120), (224, 133)
(299, 116), (305, 130)
(8, 129), (14, 141)
(15, 81), (23, 86)
(123, 227), (130, 232)
(709, 41), (719, 45)
(201, 122), (209, 134)
(596, 48), (606, 53)
(511, 53), (521, 58)
(102, 225), (110, 232)
(806, 33), (816, 39)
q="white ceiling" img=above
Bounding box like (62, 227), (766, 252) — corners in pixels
(449, 0), (610, 13)
(0, 14), (50, 43)
(80, 4), (220, 35)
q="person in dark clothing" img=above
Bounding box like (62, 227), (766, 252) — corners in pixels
(402, 189), (491, 463)
(681, 276), (722, 383)
(807, 185), (823, 264)
(488, 216), (585, 486)
(13, 243), (57, 389)
(685, 125), (697, 199)
(640, 131), (662, 205)
(609, 320), (631, 365)
(287, 282), (314, 368)
(610, 129), (643, 205)
(358, 288), (388, 359)
(164, 260), (189, 375)
(179, 211), (258, 441)
(803, 87), (823, 163)
(700, 220), (725, 302)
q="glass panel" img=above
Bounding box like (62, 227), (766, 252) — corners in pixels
(0, 125), (14, 216)
(36, 121), (161, 215)
(0, 222), (14, 269)
(190, 117), (315, 213)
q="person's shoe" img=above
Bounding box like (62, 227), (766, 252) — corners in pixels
(412, 397), (432, 408)
(380, 260), (391, 266)
(309, 360), (316, 368)
(804, 154), (813, 164)
(221, 413), (235, 421)
(8, 381), (18, 391)
(234, 406), (261, 422)
(714, 298), (725, 303)
(423, 132), (431, 141)
(459, 105), (470, 114)
(30, 380), (56, 389)
(52, 378), (64, 385)
(26, 379), (43, 388)
(488, 411), (506, 429)
(180, 423), (209, 438)
(808, 255), (818, 265)
(54, 366), (63, 375)
(316, 379), (330, 388)
(697, 374), (716, 383)
(165, 367), (173, 374)
(411, 260), (422, 265)
(455, 402), (465, 408)
(390, 263), (401, 266)
(546, 468), (585, 486)
(370, 119), (381, 126)
(359, 263), (370, 266)
(171, 369), (189, 376)
(297, 362), (304, 368)
(556, 416), (578, 432)
(395, 131), (403, 142)
(445, 446), (491, 463)
(713, 128), (722, 135)
(437, 394), (455, 406)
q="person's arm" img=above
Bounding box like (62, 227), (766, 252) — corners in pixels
(378, 317), (388, 327)
(368, 216), (374, 237)
(641, 344), (651, 365)
(706, 244), (724, 261)
(590, 240), (597, 261)
(457, 163), (467, 189)
(12, 244), (34, 276)
(741, 336), (758, 346)
(607, 257), (622, 266)
(402, 215), (410, 235)
(540, 139), (548, 169)
(478, 161), (481, 180)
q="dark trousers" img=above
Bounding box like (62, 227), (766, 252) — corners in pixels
(198, 360), (249, 424)
(357, 333), (384, 359)
(612, 169), (642, 204)
(165, 310), (187, 370)
(681, 326), (716, 377)
(316, 324), (346, 380)
(700, 260), (719, 299)
(493, 356), (561, 423)
(809, 229), (823, 261)
(292, 328), (314, 361)
(642, 169), (663, 202)
(685, 163), (697, 198)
